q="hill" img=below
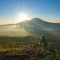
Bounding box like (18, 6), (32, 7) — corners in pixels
(0, 18), (60, 41)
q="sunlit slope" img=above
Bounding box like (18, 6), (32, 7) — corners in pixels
(0, 36), (41, 48)
(0, 31), (31, 37)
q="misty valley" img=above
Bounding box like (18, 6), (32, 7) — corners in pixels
(0, 18), (60, 60)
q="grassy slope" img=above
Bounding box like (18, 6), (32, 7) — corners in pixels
(0, 35), (60, 60)
(0, 31), (31, 37)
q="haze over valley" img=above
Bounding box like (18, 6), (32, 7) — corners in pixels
(0, 18), (60, 42)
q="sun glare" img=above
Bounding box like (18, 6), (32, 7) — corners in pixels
(17, 12), (30, 22)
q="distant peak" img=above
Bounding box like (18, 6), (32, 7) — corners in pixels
(31, 18), (46, 23)
(32, 18), (40, 20)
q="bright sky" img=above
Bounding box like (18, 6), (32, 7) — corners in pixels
(0, 0), (60, 24)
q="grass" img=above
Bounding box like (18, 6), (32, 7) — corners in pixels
(0, 36), (60, 60)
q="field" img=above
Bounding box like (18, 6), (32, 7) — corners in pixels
(0, 36), (60, 60)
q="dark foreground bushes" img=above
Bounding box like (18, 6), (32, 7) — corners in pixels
(0, 44), (60, 60)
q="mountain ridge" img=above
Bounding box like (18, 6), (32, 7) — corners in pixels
(0, 18), (60, 41)
(0, 18), (60, 26)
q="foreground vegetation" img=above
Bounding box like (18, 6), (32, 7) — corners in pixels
(0, 36), (60, 60)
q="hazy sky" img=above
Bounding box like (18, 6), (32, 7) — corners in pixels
(0, 0), (60, 24)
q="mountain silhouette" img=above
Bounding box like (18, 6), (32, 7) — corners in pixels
(0, 18), (60, 42)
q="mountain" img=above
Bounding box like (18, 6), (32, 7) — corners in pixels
(0, 18), (60, 42)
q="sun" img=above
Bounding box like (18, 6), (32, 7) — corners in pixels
(17, 12), (30, 22)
